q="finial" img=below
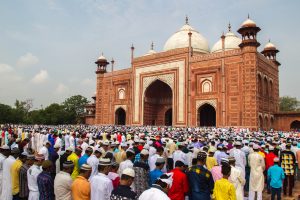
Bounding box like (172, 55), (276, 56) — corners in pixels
(151, 41), (154, 50)
(228, 22), (231, 32)
(268, 39), (271, 43)
(111, 58), (115, 63)
(185, 15), (189, 25)
(131, 43), (134, 49)
(101, 52), (104, 56)
(248, 13), (250, 19)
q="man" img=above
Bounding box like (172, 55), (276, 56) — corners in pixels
(172, 143), (187, 168)
(213, 163), (237, 200)
(206, 149), (217, 171)
(71, 164), (92, 200)
(248, 144), (265, 200)
(265, 146), (277, 193)
(54, 161), (74, 200)
(187, 151), (214, 200)
(0, 145), (10, 197)
(38, 141), (50, 160)
(133, 149), (150, 197)
(49, 143), (60, 179)
(139, 173), (173, 200)
(229, 141), (246, 179)
(37, 160), (55, 200)
(115, 143), (127, 164)
(27, 154), (44, 200)
(268, 157), (285, 200)
(90, 158), (114, 200)
(19, 154), (35, 200)
(68, 147), (82, 180)
(119, 148), (135, 176)
(228, 157), (245, 200)
(110, 168), (137, 200)
(280, 142), (296, 196)
(65, 133), (70, 150)
(78, 146), (93, 168)
(149, 157), (165, 186)
(216, 146), (229, 165)
(1, 147), (19, 200)
(87, 147), (102, 179)
(59, 147), (72, 170)
(149, 146), (165, 172)
(168, 160), (189, 200)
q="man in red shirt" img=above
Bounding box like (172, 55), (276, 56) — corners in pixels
(168, 160), (189, 200)
(265, 146), (277, 193)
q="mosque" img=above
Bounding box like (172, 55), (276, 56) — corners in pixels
(84, 16), (300, 131)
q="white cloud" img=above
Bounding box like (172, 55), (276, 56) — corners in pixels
(0, 63), (14, 73)
(54, 83), (68, 94)
(17, 52), (39, 67)
(31, 69), (48, 84)
(80, 78), (94, 86)
(0, 63), (22, 81)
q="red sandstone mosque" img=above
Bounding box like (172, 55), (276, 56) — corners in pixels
(84, 16), (300, 131)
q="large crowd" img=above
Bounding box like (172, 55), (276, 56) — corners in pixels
(0, 125), (299, 200)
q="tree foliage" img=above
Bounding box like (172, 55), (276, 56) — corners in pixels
(0, 95), (89, 124)
(279, 96), (300, 111)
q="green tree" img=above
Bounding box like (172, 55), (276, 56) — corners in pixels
(0, 103), (13, 123)
(279, 96), (300, 111)
(62, 95), (89, 123)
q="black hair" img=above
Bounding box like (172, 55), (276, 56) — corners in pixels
(126, 151), (135, 158)
(192, 158), (197, 165)
(154, 174), (169, 188)
(221, 163), (231, 176)
(175, 160), (185, 167)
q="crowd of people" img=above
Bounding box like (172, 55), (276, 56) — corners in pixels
(0, 124), (299, 200)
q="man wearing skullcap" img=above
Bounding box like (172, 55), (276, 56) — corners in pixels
(248, 144), (265, 200)
(187, 151), (214, 200)
(87, 147), (102, 179)
(267, 157), (285, 200)
(211, 158), (229, 182)
(71, 164), (92, 200)
(54, 161), (74, 200)
(107, 162), (120, 189)
(68, 147), (82, 180)
(78, 147), (93, 168)
(19, 154), (35, 200)
(133, 149), (150, 196)
(11, 151), (27, 199)
(229, 141), (246, 180)
(0, 145), (10, 197)
(118, 148), (135, 176)
(1, 147), (19, 200)
(37, 160), (54, 200)
(216, 146), (229, 166)
(38, 141), (50, 160)
(27, 154), (44, 200)
(59, 147), (72, 171)
(149, 157), (165, 186)
(213, 164), (236, 200)
(110, 168), (137, 200)
(228, 157), (245, 200)
(90, 158), (113, 200)
(206, 150), (218, 171)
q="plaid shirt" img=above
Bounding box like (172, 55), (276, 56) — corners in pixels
(19, 163), (30, 198)
(37, 171), (55, 200)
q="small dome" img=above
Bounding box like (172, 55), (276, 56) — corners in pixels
(264, 41), (276, 50)
(163, 23), (210, 53)
(241, 18), (256, 28)
(211, 31), (242, 53)
(97, 54), (107, 61)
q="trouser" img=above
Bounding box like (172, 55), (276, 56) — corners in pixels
(267, 178), (271, 193)
(245, 166), (250, 192)
(13, 193), (20, 200)
(249, 191), (262, 200)
(283, 175), (294, 195)
(28, 191), (39, 200)
(167, 158), (173, 171)
(271, 187), (281, 200)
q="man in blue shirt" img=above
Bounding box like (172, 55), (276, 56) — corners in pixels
(78, 147), (93, 168)
(267, 157), (285, 200)
(149, 156), (165, 186)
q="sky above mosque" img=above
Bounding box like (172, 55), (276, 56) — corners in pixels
(1, 0), (299, 109)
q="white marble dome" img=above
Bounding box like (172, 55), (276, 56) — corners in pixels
(241, 18), (256, 28)
(264, 41), (276, 49)
(211, 31), (242, 53)
(163, 24), (210, 53)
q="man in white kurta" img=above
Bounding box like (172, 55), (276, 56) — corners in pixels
(229, 142), (246, 178)
(228, 157), (245, 200)
(54, 161), (73, 200)
(87, 149), (102, 179)
(0, 145), (9, 197)
(27, 156), (43, 200)
(248, 145), (265, 200)
(1, 153), (16, 200)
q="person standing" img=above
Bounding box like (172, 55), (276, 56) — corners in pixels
(27, 154), (44, 200)
(90, 158), (114, 200)
(87, 147), (102, 179)
(267, 157), (285, 200)
(133, 149), (150, 196)
(19, 154), (35, 200)
(119, 148), (135, 176)
(248, 145), (265, 200)
(228, 157), (245, 200)
(78, 147), (93, 168)
(37, 160), (55, 200)
(71, 164), (92, 200)
(68, 147), (82, 180)
(54, 161), (74, 200)
(149, 157), (165, 186)
(110, 168), (137, 200)
(38, 141), (50, 160)
(0, 145), (10, 197)
(187, 151), (214, 200)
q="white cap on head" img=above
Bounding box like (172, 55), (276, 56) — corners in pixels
(54, 143), (61, 149)
(140, 149), (149, 155)
(269, 146), (274, 151)
(122, 168), (135, 177)
(66, 146), (74, 152)
(274, 157), (279, 162)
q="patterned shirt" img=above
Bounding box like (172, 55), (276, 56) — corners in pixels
(19, 163), (30, 198)
(110, 185), (137, 200)
(37, 171), (55, 200)
(280, 150), (296, 175)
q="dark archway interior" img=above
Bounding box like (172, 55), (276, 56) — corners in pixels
(165, 108), (172, 126)
(198, 104), (216, 127)
(144, 80), (172, 125)
(290, 120), (300, 130)
(115, 108), (126, 125)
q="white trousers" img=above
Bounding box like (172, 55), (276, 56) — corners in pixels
(249, 191), (262, 200)
(28, 191), (39, 200)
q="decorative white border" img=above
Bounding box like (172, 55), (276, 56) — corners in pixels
(195, 99), (217, 111)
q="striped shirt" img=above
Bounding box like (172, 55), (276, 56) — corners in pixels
(19, 163), (30, 198)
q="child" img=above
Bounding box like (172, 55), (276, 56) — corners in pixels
(267, 157), (285, 200)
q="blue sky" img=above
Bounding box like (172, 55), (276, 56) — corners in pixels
(0, 0), (299, 109)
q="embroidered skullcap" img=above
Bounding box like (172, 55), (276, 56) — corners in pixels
(140, 149), (149, 155)
(35, 154), (45, 161)
(155, 156), (165, 164)
(0, 145), (10, 150)
(63, 160), (74, 168)
(98, 158), (111, 166)
(122, 168), (135, 178)
(269, 146), (274, 151)
(197, 151), (207, 160)
(220, 158), (229, 165)
(102, 140), (110, 146)
(81, 164), (92, 171)
(66, 146), (74, 152)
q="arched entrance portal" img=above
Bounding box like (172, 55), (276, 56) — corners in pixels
(115, 108), (126, 125)
(290, 120), (300, 130)
(165, 108), (172, 126)
(197, 104), (216, 127)
(144, 80), (172, 126)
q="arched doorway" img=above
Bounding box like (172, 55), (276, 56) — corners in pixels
(115, 108), (126, 125)
(144, 80), (172, 126)
(165, 108), (172, 126)
(197, 104), (216, 127)
(290, 120), (300, 130)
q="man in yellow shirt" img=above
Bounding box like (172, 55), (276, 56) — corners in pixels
(68, 147), (82, 180)
(213, 163), (237, 200)
(11, 152), (27, 198)
(206, 150), (218, 171)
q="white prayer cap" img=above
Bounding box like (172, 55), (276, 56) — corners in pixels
(269, 146), (274, 151)
(0, 145), (10, 150)
(54, 143), (61, 149)
(273, 157), (279, 162)
(122, 168), (135, 178)
(66, 146), (74, 152)
(140, 149), (149, 155)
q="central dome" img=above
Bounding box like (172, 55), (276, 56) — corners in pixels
(163, 23), (210, 53)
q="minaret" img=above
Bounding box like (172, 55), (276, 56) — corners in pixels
(261, 40), (281, 66)
(95, 53), (109, 74)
